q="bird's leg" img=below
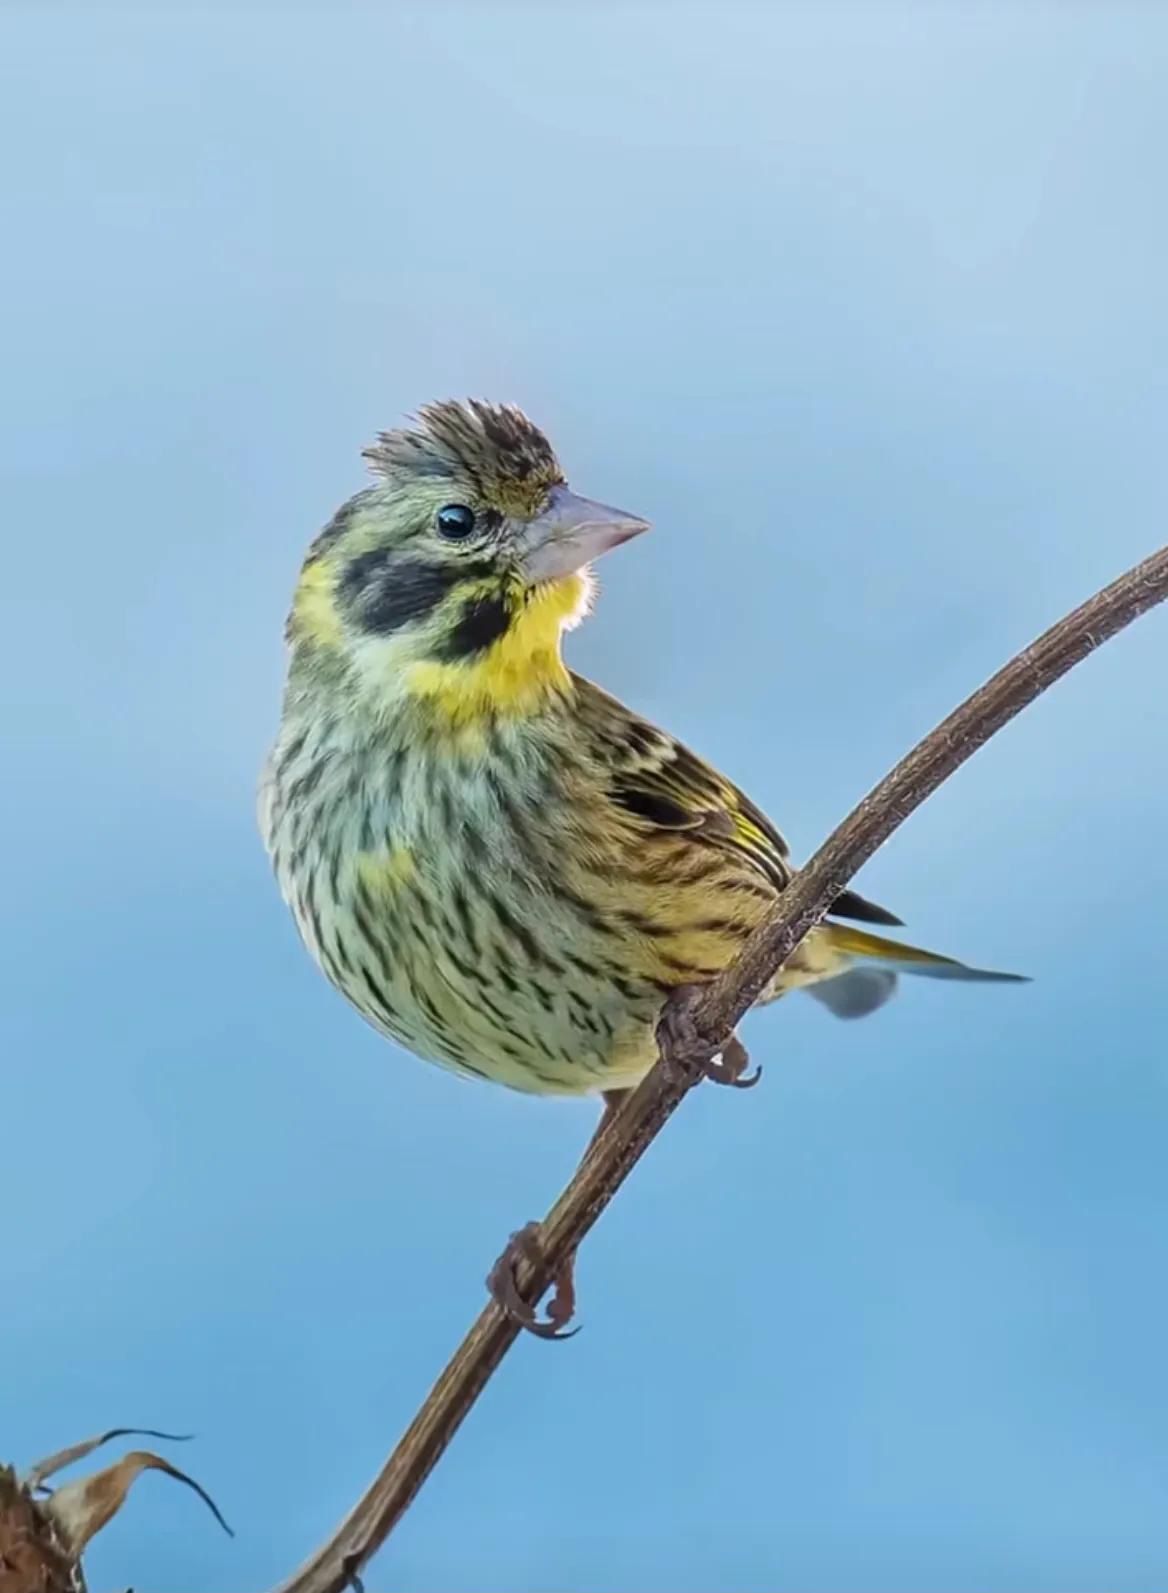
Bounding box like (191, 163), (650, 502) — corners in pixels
(486, 1092), (626, 1340)
(657, 985), (761, 1090)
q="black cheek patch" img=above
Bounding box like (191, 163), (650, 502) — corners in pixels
(342, 554), (461, 635)
(438, 592), (513, 659)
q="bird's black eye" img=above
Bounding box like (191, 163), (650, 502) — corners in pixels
(436, 503), (477, 540)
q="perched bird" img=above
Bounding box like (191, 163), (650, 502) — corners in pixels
(260, 400), (1023, 1332)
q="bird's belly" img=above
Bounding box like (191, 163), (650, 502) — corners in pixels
(263, 744), (816, 1095)
(290, 850), (669, 1096)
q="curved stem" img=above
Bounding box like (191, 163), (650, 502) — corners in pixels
(273, 543), (1168, 1593)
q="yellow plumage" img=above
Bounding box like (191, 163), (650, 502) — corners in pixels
(260, 400), (1022, 1101)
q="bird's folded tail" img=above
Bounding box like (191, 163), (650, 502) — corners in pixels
(803, 923), (1029, 1021)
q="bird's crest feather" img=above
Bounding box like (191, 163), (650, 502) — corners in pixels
(363, 399), (564, 506)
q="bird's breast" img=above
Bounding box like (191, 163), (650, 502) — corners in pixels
(262, 722), (658, 1091)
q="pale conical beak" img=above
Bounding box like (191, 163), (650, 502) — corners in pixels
(518, 484), (650, 582)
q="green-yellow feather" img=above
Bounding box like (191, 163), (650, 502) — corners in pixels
(260, 400), (1023, 1096)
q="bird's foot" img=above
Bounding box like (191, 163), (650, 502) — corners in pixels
(486, 1221), (580, 1341)
(702, 1031), (760, 1088)
(657, 986), (762, 1090)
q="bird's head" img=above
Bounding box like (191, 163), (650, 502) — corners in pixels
(287, 400), (649, 721)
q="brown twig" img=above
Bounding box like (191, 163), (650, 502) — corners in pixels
(273, 543), (1168, 1593)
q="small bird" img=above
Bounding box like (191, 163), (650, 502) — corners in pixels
(260, 400), (1023, 1333)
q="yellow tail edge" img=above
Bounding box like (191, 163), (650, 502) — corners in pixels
(825, 923), (1028, 983)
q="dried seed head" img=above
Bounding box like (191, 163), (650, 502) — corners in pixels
(0, 1464), (81, 1593)
(0, 1430), (230, 1593)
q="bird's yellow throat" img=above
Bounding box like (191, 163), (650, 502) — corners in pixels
(404, 573), (588, 722)
(291, 557), (589, 725)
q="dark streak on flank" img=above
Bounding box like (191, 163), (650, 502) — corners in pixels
(692, 916), (745, 936)
(528, 978), (556, 1014)
(360, 971), (399, 1028)
(476, 988), (513, 1031)
(720, 875), (777, 904)
(450, 882), (480, 957)
(567, 990), (604, 1038)
(353, 875), (379, 922)
(411, 888), (439, 935)
(328, 926), (356, 979)
(275, 729), (308, 780)
(461, 822), (488, 863)
(303, 874), (324, 950)
(490, 892), (562, 973)
(548, 879), (611, 935)
(287, 759), (327, 808)
(382, 747), (405, 791)
(445, 945), (488, 988)
(416, 988), (448, 1033)
(352, 899), (393, 985)
(437, 902), (462, 947)
(657, 952), (716, 979)
(617, 908), (672, 938)
(437, 781), (456, 831)
(565, 950), (605, 981)
(526, 1059), (563, 1089)
(319, 948), (345, 989)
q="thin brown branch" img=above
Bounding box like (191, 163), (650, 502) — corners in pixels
(274, 543), (1168, 1593)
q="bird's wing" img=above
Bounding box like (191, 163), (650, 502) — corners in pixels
(572, 676), (901, 926)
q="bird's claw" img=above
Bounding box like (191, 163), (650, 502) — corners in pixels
(702, 1032), (761, 1088)
(486, 1221), (580, 1341)
(657, 987), (762, 1090)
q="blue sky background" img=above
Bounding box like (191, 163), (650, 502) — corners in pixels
(3, 6), (1167, 1590)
